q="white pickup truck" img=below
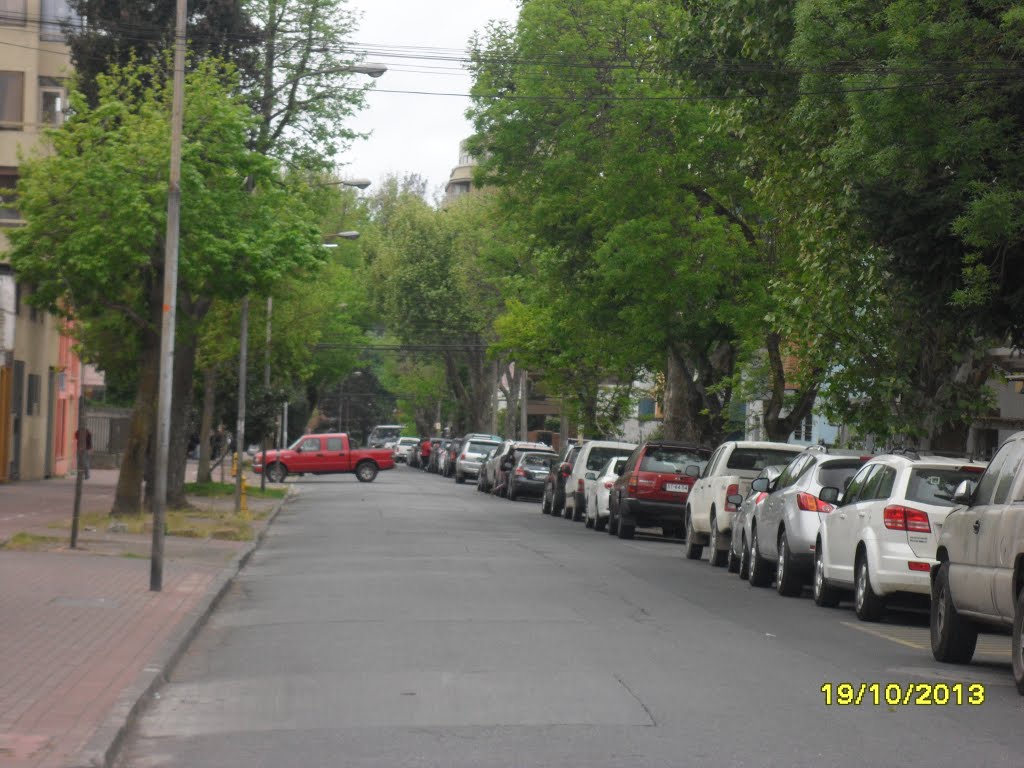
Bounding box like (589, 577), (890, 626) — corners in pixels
(683, 441), (804, 565)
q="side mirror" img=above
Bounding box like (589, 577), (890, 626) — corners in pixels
(726, 493), (744, 508)
(819, 486), (841, 505)
(559, 462), (572, 477)
(585, 471), (598, 481)
(952, 479), (976, 505)
(684, 464), (701, 478)
(751, 477), (769, 493)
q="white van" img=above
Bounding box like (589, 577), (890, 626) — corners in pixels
(562, 440), (637, 521)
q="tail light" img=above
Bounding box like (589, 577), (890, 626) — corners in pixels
(578, 478), (585, 493)
(724, 484), (739, 512)
(628, 474), (638, 492)
(460, 453), (467, 460)
(515, 467), (527, 477)
(958, 466), (984, 474)
(907, 561), (931, 572)
(797, 492), (833, 513)
(603, 480), (615, 489)
(883, 505), (931, 533)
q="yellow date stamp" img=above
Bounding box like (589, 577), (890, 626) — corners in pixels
(821, 682), (985, 706)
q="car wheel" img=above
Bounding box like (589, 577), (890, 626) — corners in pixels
(542, 486), (552, 514)
(776, 532), (802, 597)
(739, 534), (750, 580)
(594, 514), (607, 532)
(355, 461), (378, 483)
(812, 541), (841, 607)
(508, 481), (518, 501)
(684, 512), (702, 560)
(266, 462), (287, 483)
(708, 515), (727, 567)
(748, 526), (773, 588)
(608, 505), (619, 535)
(1012, 586), (1024, 695)
(572, 492), (586, 522)
(455, 470), (465, 485)
(930, 561), (978, 664)
(726, 540), (740, 573)
(617, 516), (635, 539)
(854, 552), (884, 621)
(585, 514), (594, 528)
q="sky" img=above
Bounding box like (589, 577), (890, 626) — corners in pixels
(340, 0), (521, 202)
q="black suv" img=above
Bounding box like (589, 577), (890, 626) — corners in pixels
(541, 440), (582, 516)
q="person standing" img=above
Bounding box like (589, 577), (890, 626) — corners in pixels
(74, 427), (92, 479)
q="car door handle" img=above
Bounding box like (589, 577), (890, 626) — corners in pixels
(839, 513), (846, 519)
(973, 520), (981, 534)
(858, 511), (866, 518)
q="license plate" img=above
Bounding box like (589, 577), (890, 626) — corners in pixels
(665, 483), (689, 493)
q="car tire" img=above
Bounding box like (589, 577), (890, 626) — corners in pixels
(455, 470), (465, 485)
(930, 561), (978, 664)
(854, 552), (885, 622)
(265, 462), (287, 483)
(572, 492), (586, 522)
(595, 515), (607, 532)
(684, 512), (702, 561)
(708, 515), (727, 567)
(1012, 586), (1024, 695)
(748, 526), (773, 588)
(355, 461), (378, 483)
(726, 541), (740, 573)
(776, 532), (802, 597)
(542, 486), (552, 514)
(812, 541), (841, 608)
(585, 515), (594, 529)
(738, 534), (750, 580)
(617, 518), (635, 539)
(508, 481), (518, 501)
(608, 506), (619, 535)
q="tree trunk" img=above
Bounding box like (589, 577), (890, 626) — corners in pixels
(111, 337), (159, 516)
(760, 331), (822, 442)
(166, 329), (198, 507)
(662, 348), (702, 443)
(196, 365), (216, 483)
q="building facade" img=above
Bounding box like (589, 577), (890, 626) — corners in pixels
(0, 0), (83, 481)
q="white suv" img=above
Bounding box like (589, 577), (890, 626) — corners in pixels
(562, 440), (637, 522)
(930, 431), (1024, 694)
(815, 452), (986, 622)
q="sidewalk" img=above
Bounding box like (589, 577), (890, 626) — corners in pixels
(0, 463), (288, 768)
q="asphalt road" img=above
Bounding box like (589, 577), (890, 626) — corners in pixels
(118, 466), (1024, 768)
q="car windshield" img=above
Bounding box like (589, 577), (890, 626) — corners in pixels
(640, 448), (708, 474)
(521, 453), (555, 469)
(726, 448), (802, 471)
(586, 447), (631, 471)
(466, 440), (500, 454)
(606, 457), (628, 476)
(816, 460), (865, 490)
(906, 467), (983, 507)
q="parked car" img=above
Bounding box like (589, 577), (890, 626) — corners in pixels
(608, 441), (713, 540)
(253, 433), (395, 483)
(487, 441), (556, 497)
(367, 424), (405, 449)
(743, 448), (868, 593)
(815, 452), (986, 621)
(563, 440), (637, 521)
(928, 431), (1024, 693)
(541, 440), (582, 517)
(393, 436), (420, 464)
(585, 456), (629, 532)
(684, 440), (805, 564)
(507, 451), (557, 501)
(454, 436), (503, 484)
(728, 465), (787, 578)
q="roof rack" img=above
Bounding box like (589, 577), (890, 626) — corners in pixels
(888, 448), (921, 460)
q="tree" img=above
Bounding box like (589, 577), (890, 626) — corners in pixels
(8, 59), (326, 513)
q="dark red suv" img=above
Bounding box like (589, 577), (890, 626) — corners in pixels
(608, 441), (712, 540)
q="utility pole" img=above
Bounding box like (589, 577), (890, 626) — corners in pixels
(261, 296), (271, 491)
(151, 0), (187, 592)
(519, 368), (528, 440)
(235, 296), (249, 515)
(70, 393), (86, 548)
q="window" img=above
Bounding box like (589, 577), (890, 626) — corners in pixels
(793, 413), (813, 442)
(0, 170), (18, 221)
(0, 0), (26, 26)
(974, 443), (1010, 506)
(726, 448), (803, 472)
(637, 397), (656, 418)
(326, 437), (343, 451)
(40, 0), (80, 41)
(991, 440), (1024, 505)
(0, 72), (24, 129)
(843, 464), (877, 504)
(40, 89), (64, 126)
(907, 468), (984, 508)
(26, 372), (40, 416)
(861, 466), (896, 501)
(775, 455), (810, 489)
(299, 438), (321, 452)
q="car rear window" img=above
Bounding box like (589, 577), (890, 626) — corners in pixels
(466, 440), (500, 454)
(727, 448), (801, 471)
(906, 468), (983, 507)
(640, 448), (709, 474)
(522, 453), (555, 469)
(586, 447), (632, 471)
(816, 460), (865, 490)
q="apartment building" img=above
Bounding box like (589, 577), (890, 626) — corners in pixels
(0, 0), (83, 480)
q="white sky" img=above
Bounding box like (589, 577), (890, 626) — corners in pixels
(340, 0), (521, 203)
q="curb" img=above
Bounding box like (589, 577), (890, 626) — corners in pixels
(66, 490), (292, 768)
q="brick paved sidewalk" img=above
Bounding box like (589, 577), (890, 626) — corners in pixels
(0, 465), (287, 768)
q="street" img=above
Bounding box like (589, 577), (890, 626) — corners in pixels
(118, 466), (1024, 768)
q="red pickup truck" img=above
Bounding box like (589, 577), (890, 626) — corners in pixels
(253, 433), (395, 483)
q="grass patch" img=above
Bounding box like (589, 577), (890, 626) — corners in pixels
(3, 532), (63, 551)
(185, 481), (286, 500)
(120, 551), (148, 559)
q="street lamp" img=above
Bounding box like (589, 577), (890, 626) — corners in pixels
(323, 231), (360, 247)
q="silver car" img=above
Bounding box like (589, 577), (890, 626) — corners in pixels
(746, 449), (868, 595)
(728, 465), (786, 578)
(456, 438), (501, 484)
